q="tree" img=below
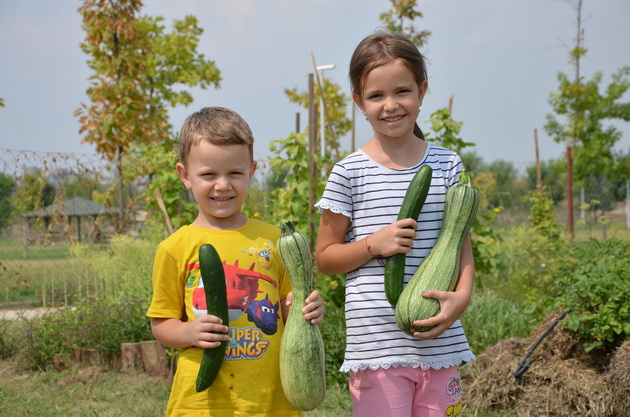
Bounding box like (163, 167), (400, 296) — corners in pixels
(544, 0), (630, 236)
(75, 0), (221, 232)
(379, 0), (431, 47)
(525, 158), (566, 203)
(0, 173), (15, 231)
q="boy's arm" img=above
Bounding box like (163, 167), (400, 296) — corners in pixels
(151, 316), (228, 350)
(412, 235), (474, 340)
(316, 209), (417, 275)
(281, 290), (325, 325)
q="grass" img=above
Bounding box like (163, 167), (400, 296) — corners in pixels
(0, 359), (510, 417)
(0, 358), (352, 417)
(0, 240), (71, 261)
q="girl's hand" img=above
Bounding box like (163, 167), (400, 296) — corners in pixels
(285, 290), (325, 325)
(411, 289), (470, 340)
(187, 315), (229, 349)
(368, 218), (417, 257)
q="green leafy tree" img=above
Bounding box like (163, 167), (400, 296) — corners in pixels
(485, 159), (520, 208)
(379, 0), (431, 47)
(525, 158), (566, 203)
(10, 172), (55, 215)
(545, 0), (630, 234)
(76, 0), (221, 231)
(284, 77), (352, 172)
(0, 173), (15, 230)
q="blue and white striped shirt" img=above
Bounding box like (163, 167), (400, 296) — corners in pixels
(316, 143), (476, 373)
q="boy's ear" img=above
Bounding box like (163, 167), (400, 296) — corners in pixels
(249, 160), (258, 180)
(176, 162), (192, 189)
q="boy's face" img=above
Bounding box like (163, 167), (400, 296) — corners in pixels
(177, 142), (256, 230)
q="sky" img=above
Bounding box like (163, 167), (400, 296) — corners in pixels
(1, 0), (629, 173)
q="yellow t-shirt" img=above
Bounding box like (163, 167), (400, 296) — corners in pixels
(147, 219), (301, 417)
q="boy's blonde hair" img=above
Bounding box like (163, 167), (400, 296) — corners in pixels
(178, 107), (254, 166)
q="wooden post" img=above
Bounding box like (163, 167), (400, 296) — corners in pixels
(139, 340), (169, 377)
(566, 146), (574, 242)
(308, 73), (317, 250)
(121, 342), (145, 372)
(534, 129), (542, 193)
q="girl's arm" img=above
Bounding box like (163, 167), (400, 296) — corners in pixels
(412, 235), (474, 340)
(151, 316), (229, 350)
(316, 209), (418, 275)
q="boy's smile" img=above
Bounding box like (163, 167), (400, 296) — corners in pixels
(177, 142), (257, 230)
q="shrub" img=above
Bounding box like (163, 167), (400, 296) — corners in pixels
(461, 289), (540, 354)
(23, 297), (153, 369)
(316, 272), (348, 387)
(552, 238), (630, 352)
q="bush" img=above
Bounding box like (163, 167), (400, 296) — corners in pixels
(316, 272), (348, 387)
(23, 297), (153, 369)
(461, 289), (540, 354)
(552, 238), (630, 352)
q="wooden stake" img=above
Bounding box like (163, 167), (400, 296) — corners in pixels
(534, 129), (542, 194)
(311, 53), (339, 160)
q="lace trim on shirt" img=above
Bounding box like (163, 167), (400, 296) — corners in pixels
(314, 202), (352, 218)
(339, 354), (476, 373)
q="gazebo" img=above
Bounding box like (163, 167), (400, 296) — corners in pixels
(23, 197), (118, 243)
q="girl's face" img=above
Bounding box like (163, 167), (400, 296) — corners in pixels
(176, 142), (256, 230)
(354, 59), (428, 141)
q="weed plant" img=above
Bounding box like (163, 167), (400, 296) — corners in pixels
(552, 238), (630, 352)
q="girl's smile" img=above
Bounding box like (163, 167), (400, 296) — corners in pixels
(355, 59), (427, 142)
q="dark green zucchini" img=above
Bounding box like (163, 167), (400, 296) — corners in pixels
(384, 164), (433, 307)
(195, 243), (229, 392)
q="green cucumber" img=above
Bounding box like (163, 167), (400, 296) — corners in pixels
(384, 164), (433, 307)
(195, 243), (229, 392)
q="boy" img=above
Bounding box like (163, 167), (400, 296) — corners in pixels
(147, 107), (324, 416)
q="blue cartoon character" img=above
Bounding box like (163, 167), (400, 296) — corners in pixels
(245, 293), (280, 335)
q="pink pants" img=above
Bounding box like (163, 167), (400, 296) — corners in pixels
(349, 366), (463, 417)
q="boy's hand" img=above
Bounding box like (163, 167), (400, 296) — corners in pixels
(285, 290), (325, 325)
(369, 218), (417, 257)
(411, 289), (470, 340)
(188, 315), (229, 349)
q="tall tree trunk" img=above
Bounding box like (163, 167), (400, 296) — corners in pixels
(117, 145), (125, 233)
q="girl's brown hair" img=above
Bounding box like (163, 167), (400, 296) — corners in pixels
(349, 31), (428, 139)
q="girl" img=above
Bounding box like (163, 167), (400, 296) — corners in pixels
(315, 31), (475, 417)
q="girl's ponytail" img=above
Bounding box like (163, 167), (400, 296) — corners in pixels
(413, 122), (424, 140)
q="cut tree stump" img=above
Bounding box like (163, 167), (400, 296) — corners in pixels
(72, 347), (101, 367)
(139, 340), (169, 377)
(121, 342), (144, 372)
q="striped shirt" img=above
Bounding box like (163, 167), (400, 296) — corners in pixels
(315, 143), (476, 373)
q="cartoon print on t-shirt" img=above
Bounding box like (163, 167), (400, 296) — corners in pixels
(241, 241), (274, 270)
(192, 255), (280, 335)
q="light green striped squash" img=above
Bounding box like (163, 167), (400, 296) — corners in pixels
(395, 171), (479, 334)
(277, 221), (326, 411)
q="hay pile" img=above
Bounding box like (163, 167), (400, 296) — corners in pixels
(462, 311), (628, 417)
(606, 339), (630, 416)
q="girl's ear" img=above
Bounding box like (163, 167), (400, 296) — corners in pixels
(418, 80), (429, 106)
(176, 162), (192, 189)
(352, 93), (365, 114)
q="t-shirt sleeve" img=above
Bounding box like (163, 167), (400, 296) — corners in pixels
(147, 244), (185, 319)
(315, 162), (353, 219)
(446, 152), (464, 188)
